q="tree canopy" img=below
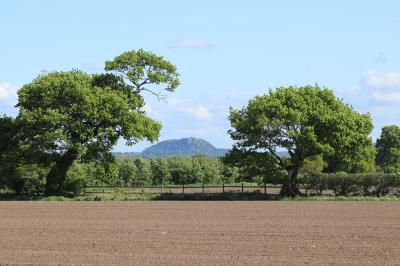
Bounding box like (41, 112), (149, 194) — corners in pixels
(376, 125), (400, 173)
(6, 49), (180, 195)
(105, 49), (180, 99)
(15, 70), (161, 194)
(225, 85), (373, 196)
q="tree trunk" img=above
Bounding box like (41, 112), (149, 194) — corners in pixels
(280, 168), (300, 197)
(45, 150), (77, 195)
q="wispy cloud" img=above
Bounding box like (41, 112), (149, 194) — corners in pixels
(361, 70), (400, 90)
(336, 70), (400, 139)
(142, 103), (158, 117)
(171, 37), (211, 49)
(167, 98), (212, 120)
(186, 105), (211, 119)
(0, 82), (19, 106)
(360, 70), (400, 103)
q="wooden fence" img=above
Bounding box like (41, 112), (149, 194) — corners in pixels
(83, 183), (282, 195)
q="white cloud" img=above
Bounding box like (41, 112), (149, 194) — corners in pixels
(187, 105), (211, 119)
(371, 91), (400, 102)
(0, 82), (19, 103)
(357, 70), (400, 103)
(166, 98), (212, 120)
(171, 37), (210, 49)
(336, 70), (400, 140)
(142, 103), (157, 117)
(361, 70), (400, 90)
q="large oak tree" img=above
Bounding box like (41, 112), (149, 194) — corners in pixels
(15, 50), (179, 195)
(225, 85), (373, 196)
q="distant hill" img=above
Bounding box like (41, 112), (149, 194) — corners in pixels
(141, 137), (228, 157)
(113, 138), (289, 158)
(112, 151), (142, 158)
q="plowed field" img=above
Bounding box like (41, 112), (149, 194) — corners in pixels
(1, 201), (400, 265)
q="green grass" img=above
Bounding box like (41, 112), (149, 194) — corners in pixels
(286, 195), (400, 201)
(154, 192), (274, 201)
(0, 192), (156, 201)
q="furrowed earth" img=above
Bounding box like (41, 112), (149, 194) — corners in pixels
(1, 201), (400, 265)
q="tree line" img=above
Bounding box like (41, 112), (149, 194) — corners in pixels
(0, 155), (241, 196)
(1, 49), (400, 197)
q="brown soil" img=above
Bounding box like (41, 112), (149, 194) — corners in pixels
(1, 201), (400, 265)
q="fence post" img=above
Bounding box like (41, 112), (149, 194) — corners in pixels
(241, 182), (244, 193)
(222, 182), (225, 193)
(202, 177), (205, 194)
(161, 181), (163, 195)
(264, 182), (267, 195)
(182, 184), (185, 194)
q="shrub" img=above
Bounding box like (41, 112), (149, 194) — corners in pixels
(62, 163), (90, 196)
(376, 174), (400, 196)
(302, 172), (400, 196)
(4, 164), (47, 195)
(325, 173), (360, 196)
(302, 172), (327, 195)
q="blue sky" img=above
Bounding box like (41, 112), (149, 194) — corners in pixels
(1, 0), (400, 151)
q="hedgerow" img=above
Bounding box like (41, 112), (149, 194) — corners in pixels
(303, 172), (400, 196)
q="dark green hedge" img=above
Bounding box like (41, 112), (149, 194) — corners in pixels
(302, 172), (400, 196)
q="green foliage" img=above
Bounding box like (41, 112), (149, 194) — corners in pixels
(226, 85), (373, 196)
(303, 172), (400, 196)
(105, 49), (180, 95)
(118, 158), (137, 185)
(15, 69), (161, 194)
(220, 164), (240, 184)
(0, 116), (23, 190)
(302, 154), (326, 173)
(192, 155), (223, 184)
(376, 125), (400, 173)
(17, 70), (160, 158)
(303, 171), (327, 195)
(0, 116), (16, 154)
(2, 164), (48, 195)
(222, 148), (284, 184)
(150, 158), (171, 185)
(168, 157), (194, 185)
(93, 160), (119, 186)
(132, 158), (151, 185)
(324, 141), (376, 173)
(62, 163), (90, 196)
(0, 49), (180, 195)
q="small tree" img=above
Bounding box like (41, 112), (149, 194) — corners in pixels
(226, 85), (373, 196)
(376, 125), (400, 173)
(150, 158), (171, 185)
(118, 158), (137, 186)
(133, 158), (151, 186)
(168, 157), (194, 189)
